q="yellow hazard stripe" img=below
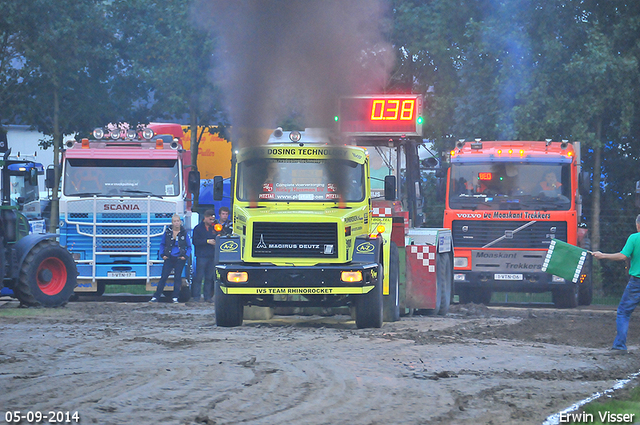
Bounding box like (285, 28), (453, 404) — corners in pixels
(222, 286), (374, 295)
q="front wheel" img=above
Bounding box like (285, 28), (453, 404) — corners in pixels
(214, 280), (243, 327)
(553, 281), (579, 308)
(355, 266), (383, 329)
(17, 240), (77, 307)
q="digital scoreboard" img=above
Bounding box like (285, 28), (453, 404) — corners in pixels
(337, 94), (423, 137)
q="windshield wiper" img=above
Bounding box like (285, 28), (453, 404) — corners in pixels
(122, 189), (162, 198)
(73, 192), (101, 197)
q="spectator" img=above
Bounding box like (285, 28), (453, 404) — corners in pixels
(218, 206), (233, 236)
(191, 209), (219, 302)
(592, 213), (640, 353)
(149, 214), (191, 303)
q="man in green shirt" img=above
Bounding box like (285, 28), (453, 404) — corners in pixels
(593, 214), (640, 352)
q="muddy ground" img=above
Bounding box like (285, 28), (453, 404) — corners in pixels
(1, 298), (639, 425)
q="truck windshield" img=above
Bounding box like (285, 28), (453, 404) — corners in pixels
(449, 162), (571, 210)
(9, 174), (39, 206)
(63, 158), (180, 197)
(237, 158), (365, 202)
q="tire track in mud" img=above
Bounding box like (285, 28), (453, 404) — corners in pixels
(2, 301), (639, 425)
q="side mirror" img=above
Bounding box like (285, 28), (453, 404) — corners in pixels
(579, 171), (590, 196)
(188, 170), (200, 195)
(384, 175), (396, 201)
(213, 176), (224, 201)
(45, 167), (56, 189)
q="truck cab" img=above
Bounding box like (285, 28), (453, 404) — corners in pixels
(444, 140), (592, 307)
(58, 124), (193, 298)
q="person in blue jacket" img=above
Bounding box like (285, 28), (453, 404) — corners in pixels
(150, 214), (191, 303)
(191, 209), (219, 302)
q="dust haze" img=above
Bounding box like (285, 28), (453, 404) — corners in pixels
(193, 0), (394, 148)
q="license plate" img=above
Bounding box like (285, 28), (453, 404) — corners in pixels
(107, 271), (136, 278)
(495, 273), (523, 280)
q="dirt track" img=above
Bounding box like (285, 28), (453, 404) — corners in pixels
(1, 299), (639, 425)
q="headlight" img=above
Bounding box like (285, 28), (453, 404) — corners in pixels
(454, 257), (468, 268)
(227, 271), (248, 283)
(341, 271), (363, 282)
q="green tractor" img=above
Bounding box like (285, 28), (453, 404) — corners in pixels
(1, 148), (77, 307)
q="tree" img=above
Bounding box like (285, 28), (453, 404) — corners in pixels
(0, 0), (26, 130)
(110, 0), (227, 171)
(9, 0), (120, 232)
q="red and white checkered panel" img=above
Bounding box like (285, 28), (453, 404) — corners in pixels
(372, 207), (393, 217)
(408, 245), (436, 272)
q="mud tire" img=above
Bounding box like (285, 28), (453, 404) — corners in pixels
(215, 280), (243, 327)
(437, 253), (453, 315)
(355, 265), (383, 329)
(17, 240), (77, 307)
(383, 243), (400, 322)
(553, 281), (579, 309)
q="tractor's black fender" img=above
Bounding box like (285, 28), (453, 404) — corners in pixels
(12, 233), (59, 279)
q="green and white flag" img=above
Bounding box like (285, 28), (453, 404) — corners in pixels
(542, 239), (589, 283)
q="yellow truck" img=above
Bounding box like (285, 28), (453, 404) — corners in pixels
(213, 128), (389, 328)
(212, 113), (453, 328)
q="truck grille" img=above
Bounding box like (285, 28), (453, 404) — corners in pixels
(252, 222), (338, 258)
(451, 220), (568, 249)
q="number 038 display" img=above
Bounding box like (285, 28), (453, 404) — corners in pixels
(337, 95), (423, 136)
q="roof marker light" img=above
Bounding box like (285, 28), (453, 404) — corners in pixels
(81, 138), (90, 149)
(142, 128), (154, 140)
(155, 139), (163, 149)
(289, 131), (301, 142)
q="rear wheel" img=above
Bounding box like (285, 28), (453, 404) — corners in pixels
(383, 243), (400, 322)
(215, 280), (243, 327)
(355, 265), (383, 329)
(17, 240), (77, 307)
(437, 253), (453, 315)
(553, 281), (579, 308)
